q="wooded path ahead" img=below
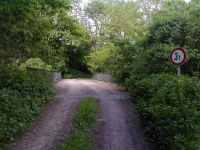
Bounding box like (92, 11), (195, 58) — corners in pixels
(10, 79), (149, 150)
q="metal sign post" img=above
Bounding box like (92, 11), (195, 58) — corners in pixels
(169, 47), (187, 77)
(177, 66), (181, 77)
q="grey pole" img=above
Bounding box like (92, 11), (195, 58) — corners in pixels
(177, 66), (181, 77)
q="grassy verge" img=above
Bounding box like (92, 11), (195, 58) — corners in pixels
(58, 97), (98, 150)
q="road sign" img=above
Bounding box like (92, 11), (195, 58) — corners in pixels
(169, 47), (187, 77)
(169, 47), (187, 66)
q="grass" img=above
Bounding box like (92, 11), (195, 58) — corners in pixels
(57, 97), (98, 150)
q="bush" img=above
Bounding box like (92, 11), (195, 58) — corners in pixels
(126, 74), (175, 99)
(0, 68), (53, 146)
(138, 76), (200, 150)
(19, 58), (52, 71)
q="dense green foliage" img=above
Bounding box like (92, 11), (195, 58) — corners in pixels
(19, 58), (53, 71)
(1, 0), (200, 149)
(0, 68), (53, 146)
(58, 97), (98, 150)
(138, 76), (200, 149)
(0, 0), (90, 74)
(0, 0), (91, 147)
(82, 0), (200, 149)
(105, 0), (200, 149)
(126, 74), (174, 99)
(87, 42), (115, 72)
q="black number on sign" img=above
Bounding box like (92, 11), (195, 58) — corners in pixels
(174, 52), (181, 61)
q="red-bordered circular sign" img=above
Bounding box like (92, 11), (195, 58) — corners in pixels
(169, 47), (187, 66)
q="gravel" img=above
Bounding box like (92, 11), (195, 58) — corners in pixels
(8, 79), (149, 150)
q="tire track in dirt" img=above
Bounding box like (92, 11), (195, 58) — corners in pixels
(8, 79), (149, 150)
(79, 80), (149, 150)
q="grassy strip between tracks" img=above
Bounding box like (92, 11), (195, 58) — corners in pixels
(57, 97), (98, 150)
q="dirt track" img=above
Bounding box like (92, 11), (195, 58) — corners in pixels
(9, 79), (149, 150)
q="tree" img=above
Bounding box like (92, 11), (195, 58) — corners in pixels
(0, 0), (70, 65)
(87, 42), (115, 72)
(0, 0), (91, 74)
(137, 0), (166, 23)
(83, 0), (144, 39)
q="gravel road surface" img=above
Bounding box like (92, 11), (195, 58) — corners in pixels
(9, 79), (149, 150)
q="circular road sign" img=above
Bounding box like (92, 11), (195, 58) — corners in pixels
(169, 47), (187, 66)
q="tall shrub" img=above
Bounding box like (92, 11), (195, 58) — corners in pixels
(0, 68), (54, 146)
(138, 76), (200, 149)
